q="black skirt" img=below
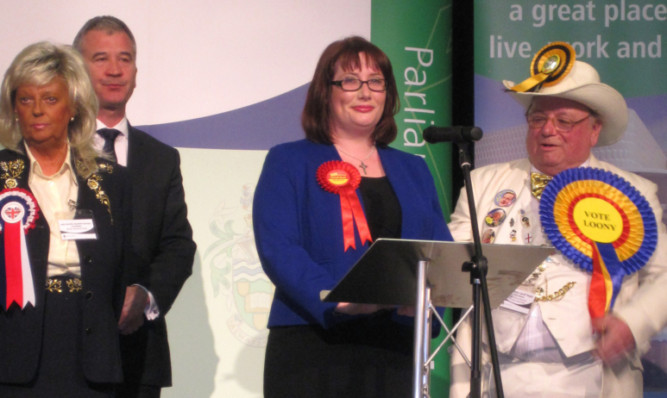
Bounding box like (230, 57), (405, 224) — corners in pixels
(0, 288), (115, 397)
(264, 310), (414, 398)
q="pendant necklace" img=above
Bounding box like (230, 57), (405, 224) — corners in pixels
(335, 144), (376, 175)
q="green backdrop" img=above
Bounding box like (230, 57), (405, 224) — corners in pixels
(372, 1), (454, 396)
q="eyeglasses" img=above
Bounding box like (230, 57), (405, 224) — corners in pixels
(330, 77), (386, 92)
(526, 113), (591, 132)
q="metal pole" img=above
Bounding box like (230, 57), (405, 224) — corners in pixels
(412, 260), (429, 398)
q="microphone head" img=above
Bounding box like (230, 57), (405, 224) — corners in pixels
(467, 127), (483, 141)
(422, 126), (441, 143)
(423, 126), (483, 143)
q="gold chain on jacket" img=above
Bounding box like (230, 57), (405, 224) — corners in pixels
(83, 161), (115, 224)
(0, 159), (25, 189)
(528, 262), (577, 302)
(535, 281), (577, 302)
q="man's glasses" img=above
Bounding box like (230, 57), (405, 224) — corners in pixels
(526, 113), (591, 132)
(330, 77), (386, 92)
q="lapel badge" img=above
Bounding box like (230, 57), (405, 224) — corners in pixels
(520, 209), (530, 227)
(0, 160), (25, 190)
(485, 208), (506, 227)
(494, 189), (516, 207)
(482, 229), (496, 244)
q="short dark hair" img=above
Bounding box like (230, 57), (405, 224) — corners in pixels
(73, 15), (136, 56)
(301, 36), (399, 146)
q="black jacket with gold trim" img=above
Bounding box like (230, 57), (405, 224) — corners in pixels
(0, 148), (134, 385)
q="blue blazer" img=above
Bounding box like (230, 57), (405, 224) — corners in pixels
(253, 139), (452, 329)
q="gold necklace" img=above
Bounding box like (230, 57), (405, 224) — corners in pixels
(334, 144), (376, 175)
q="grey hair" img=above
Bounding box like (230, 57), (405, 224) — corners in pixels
(73, 15), (136, 57)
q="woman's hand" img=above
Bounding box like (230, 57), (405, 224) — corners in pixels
(335, 302), (388, 315)
(335, 302), (416, 316)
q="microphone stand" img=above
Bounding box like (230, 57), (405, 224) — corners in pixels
(456, 141), (504, 398)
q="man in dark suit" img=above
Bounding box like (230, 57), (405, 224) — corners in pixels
(73, 16), (197, 398)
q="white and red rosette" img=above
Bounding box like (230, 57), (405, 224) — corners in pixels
(316, 161), (372, 251)
(0, 188), (39, 309)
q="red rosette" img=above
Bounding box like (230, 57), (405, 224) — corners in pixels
(0, 188), (40, 233)
(0, 188), (39, 309)
(316, 161), (372, 251)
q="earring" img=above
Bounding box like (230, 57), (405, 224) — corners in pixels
(70, 116), (75, 122)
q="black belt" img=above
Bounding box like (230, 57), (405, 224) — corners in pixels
(45, 277), (82, 293)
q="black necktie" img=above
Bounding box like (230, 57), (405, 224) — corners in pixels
(97, 128), (120, 163)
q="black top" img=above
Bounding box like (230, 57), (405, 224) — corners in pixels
(359, 176), (402, 240)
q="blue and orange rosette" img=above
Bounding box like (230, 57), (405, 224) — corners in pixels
(0, 188), (39, 310)
(317, 161), (372, 251)
(539, 167), (657, 319)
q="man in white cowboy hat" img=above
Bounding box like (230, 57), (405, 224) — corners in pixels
(448, 43), (667, 398)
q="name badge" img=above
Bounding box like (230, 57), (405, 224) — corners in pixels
(499, 288), (534, 314)
(58, 209), (97, 240)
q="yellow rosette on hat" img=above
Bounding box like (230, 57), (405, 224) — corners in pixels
(502, 41), (628, 147)
(539, 167), (657, 319)
(507, 41), (576, 93)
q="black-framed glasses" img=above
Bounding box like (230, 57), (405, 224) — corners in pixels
(526, 113), (591, 132)
(330, 77), (386, 92)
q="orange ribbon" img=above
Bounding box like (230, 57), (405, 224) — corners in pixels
(317, 161), (372, 251)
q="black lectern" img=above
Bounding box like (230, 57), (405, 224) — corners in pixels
(321, 238), (553, 398)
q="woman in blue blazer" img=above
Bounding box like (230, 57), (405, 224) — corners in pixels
(253, 36), (453, 398)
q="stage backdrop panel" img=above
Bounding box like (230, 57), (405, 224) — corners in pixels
(372, 1), (454, 396)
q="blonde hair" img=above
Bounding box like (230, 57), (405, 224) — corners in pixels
(0, 41), (100, 178)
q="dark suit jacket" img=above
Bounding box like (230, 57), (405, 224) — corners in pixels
(0, 148), (131, 385)
(120, 125), (196, 387)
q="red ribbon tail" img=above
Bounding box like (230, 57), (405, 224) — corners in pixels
(4, 221), (23, 308)
(340, 189), (373, 251)
(349, 195), (372, 246)
(588, 244), (606, 319)
(340, 194), (356, 251)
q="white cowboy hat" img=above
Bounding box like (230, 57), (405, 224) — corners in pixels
(503, 60), (628, 147)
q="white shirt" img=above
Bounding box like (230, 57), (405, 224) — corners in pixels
(25, 143), (81, 277)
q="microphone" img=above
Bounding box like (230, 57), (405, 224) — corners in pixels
(423, 126), (483, 143)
